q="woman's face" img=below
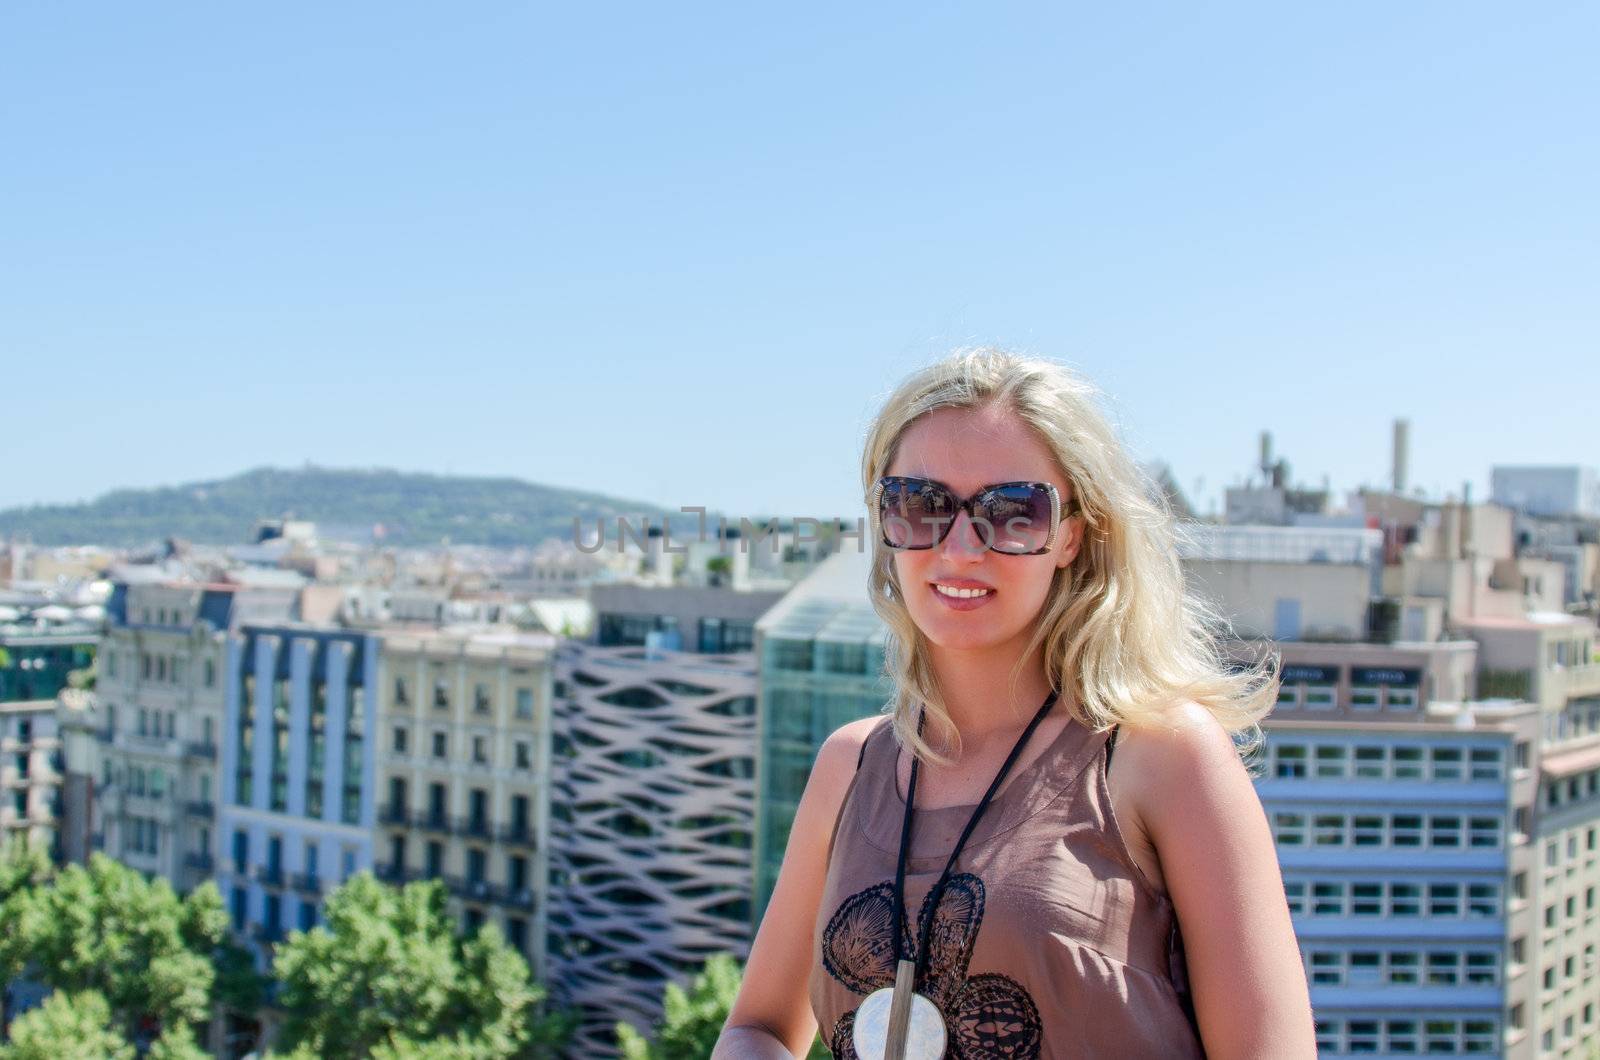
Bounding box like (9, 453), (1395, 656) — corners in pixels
(884, 403), (1082, 654)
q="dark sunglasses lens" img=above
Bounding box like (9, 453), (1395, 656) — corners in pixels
(879, 479), (953, 549)
(974, 485), (1054, 554)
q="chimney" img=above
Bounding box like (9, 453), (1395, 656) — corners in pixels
(1392, 419), (1410, 495)
(727, 526), (750, 590)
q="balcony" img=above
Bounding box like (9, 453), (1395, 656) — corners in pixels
(458, 815), (492, 840)
(254, 864), (284, 887)
(419, 812), (451, 835)
(184, 741), (218, 761)
(495, 886), (535, 910)
(111, 731), (183, 758)
(1553, 663), (1600, 701)
(498, 822), (536, 847)
(378, 802), (409, 827)
(185, 800), (215, 818)
(374, 861), (410, 884)
(448, 876), (495, 903)
(185, 852), (215, 872)
(252, 922), (285, 944)
(291, 872), (322, 894)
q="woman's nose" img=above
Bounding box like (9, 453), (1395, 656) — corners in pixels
(940, 507), (990, 557)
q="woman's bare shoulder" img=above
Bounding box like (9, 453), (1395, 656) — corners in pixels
(816, 713), (888, 775)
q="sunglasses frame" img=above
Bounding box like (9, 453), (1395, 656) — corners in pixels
(870, 475), (1078, 556)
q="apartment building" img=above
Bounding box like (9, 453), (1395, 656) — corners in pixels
(1, 697), (65, 859)
(1242, 636), (1541, 1056)
(546, 567), (783, 1055)
(373, 628), (555, 973)
(218, 624), (380, 959)
(91, 581), (294, 891)
(1192, 494), (1600, 1058)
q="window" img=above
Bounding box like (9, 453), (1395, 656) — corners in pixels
(1351, 882), (1383, 917)
(1310, 951), (1342, 985)
(1389, 952), (1419, 985)
(1274, 744), (1307, 778)
(1426, 951), (1460, 986)
(1429, 883), (1461, 917)
(1431, 746), (1463, 781)
(1392, 746), (1424, 779)
(1392, 814), (1423, 847)
(204, 658), (216, 687)
(1354, 746), (1385, 778)
(472, 735), (488, 765)
(433, 675), (449, 710)
(515, 740), (532, 770)
(1313, 882), (1345, 916)
(1468, 883), (1499, 917)
(393, 726), (409, 754)
(1350, 685), (1381, 710)
(1429, 815), (1462, 849)
(1386, 686), (1418, 710)
(473, 683), (491, 714)
(395, 675), (409, 706)
(433, 731), (447, 759)
(515, 688), (534, 719)
(1352, 815), (1384, 847)
(1284, 881), (1305, 915)
(1274, 813), (1306, 845)
(1469, 746), (1503, 780)
(1314, 745), (1347, 778)
(1313, 814), (1345, 847)
(1468, 816), (1500, 849)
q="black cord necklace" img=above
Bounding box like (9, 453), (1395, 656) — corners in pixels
(852, 688), (1061, 1060)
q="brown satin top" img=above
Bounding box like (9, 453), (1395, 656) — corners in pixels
(808, 713), (1205, 1059)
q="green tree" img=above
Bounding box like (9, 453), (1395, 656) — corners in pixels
(0, 836), (56, 1031)
(0, 990), (134, 1060)
(616, 954), (831, 1059)
(4, 853), (254, 1043)
(270, 871), (570, 1057)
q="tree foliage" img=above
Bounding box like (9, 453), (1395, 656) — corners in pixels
(269, 871), (570, 1058)
(0, 990), (134, 1060)
(1, 852), (262, 1044)
(616, 954), (831, 1060)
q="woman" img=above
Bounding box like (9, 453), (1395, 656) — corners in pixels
(714, 348), (1314, 1058)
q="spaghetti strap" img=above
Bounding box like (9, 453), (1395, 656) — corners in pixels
(1105, 723), (1119, 772)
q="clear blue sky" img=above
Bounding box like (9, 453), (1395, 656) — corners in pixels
(3, 3), (1595, 524)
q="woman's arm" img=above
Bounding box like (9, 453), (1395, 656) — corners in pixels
(711, 717), (878, 1059)
(1118, 702), (1317, 1058)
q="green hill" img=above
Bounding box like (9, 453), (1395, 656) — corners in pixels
(0, 465), (695, 549)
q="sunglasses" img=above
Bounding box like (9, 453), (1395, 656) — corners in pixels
(870, 475), (1078, 555)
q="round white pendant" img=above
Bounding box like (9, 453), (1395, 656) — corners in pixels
(852, 985), (947, 1059)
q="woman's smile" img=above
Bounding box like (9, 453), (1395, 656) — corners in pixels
(929, 579), (996, 610)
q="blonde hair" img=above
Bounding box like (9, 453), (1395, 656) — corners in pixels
(861, 347), (1277, 767)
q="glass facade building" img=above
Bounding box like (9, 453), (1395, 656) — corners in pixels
(754, 549), (892, 924)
